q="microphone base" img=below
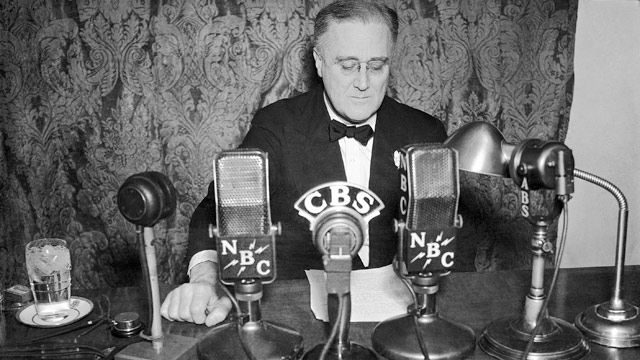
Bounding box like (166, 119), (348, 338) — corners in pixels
(575, 300), (640, 348)
(371, 312), (475, 360)
(478, 316), (589, 360)
(114, 334), (198, 360)
(302, 342), (377, 360)
(197, 320), (303, 360)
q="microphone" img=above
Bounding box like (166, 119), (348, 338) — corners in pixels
(117, 171), (176, 348)
(116, 172), (199, 359)
(211, 148), (277, 284)
(295, 181), (384, 360)
(118, 171), (177, 228)
(197, 148), (303, 360)
(372, 144), (475, 360)
(396, 144), (461, 274)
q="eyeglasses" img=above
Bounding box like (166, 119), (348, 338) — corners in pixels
(316, 49), (389, 76)
(336, 59), (389, 76)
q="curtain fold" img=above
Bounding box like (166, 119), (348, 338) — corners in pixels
(0, 0), (577, 289)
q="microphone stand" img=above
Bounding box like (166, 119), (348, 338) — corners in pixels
(371, 222), (475, 360)
(198, 278), (304, 360)
(475, 146), (589, 360)
(478, 206), (589, 359)
(303, 228), (377, 360)
(115, 226), (199, 360)
(574, 169), (640, 347)
(139, 226), (163, 351)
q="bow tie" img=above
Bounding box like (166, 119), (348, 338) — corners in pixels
(328, 120), (374, 146)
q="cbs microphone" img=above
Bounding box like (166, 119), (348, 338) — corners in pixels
(295, 182), (384, 360)
(372, 144), (475, 360)
(197, 148), (303, 360)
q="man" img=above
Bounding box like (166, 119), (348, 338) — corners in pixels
(161, 0), (447, 327)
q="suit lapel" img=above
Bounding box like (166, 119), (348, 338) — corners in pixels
(290, 87), (346, 191)
(369, 98), (400, 206)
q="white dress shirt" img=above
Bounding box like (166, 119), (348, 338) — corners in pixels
(324, 94), (376, 267)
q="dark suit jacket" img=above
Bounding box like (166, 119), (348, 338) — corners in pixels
(187, 84), (447, 279)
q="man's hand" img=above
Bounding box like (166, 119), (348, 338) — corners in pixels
(160, 261), (232, 327)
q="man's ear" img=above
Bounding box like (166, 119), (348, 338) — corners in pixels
(312, 48), (323, 78)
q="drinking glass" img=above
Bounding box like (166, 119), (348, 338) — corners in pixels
(25, 238), (72, 322)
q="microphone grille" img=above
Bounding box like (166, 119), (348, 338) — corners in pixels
(405, 145), (459, 230)
(214, 149), (270, 236)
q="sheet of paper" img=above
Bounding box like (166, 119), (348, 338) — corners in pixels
(305, 264), (413, 322)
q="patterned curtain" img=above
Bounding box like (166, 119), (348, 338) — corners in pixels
(0, 0), (577, 289)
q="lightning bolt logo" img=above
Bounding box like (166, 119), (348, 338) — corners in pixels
(410, 252), (425, 263)
(422, 258), (432, 270)
(224, 259), (239, 270)
(442, 236), (455, 246)
(237, 266), (247, 276)
(255, 245), (270, 254)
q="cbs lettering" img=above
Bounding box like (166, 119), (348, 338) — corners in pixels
(303, 184), (376, 216)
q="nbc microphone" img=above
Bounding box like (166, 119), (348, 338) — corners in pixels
(199, 148), (303, 360)
(211, 148), (278, 284)
(395, 143), (461, 274)
(372, 144), (475, 360)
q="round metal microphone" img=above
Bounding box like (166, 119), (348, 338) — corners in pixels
(313, 208), (365, 258)
(117, 171), (177, 353)
(117, 171), (177, 227)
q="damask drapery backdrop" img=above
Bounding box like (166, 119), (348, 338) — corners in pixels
(0, 0), (577, 289)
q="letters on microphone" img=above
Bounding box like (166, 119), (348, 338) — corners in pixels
(402, 229), (456, 271)
(216, 233), (276, 282)
(294, 182), (384, 227)
(394, 145), (461, 274)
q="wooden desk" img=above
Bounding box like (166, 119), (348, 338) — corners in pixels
(2, 266), (640, 359)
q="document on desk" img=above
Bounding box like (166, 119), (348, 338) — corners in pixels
(305, 264), (413, 322)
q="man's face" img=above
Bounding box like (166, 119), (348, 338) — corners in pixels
(313, 20), (393, 124)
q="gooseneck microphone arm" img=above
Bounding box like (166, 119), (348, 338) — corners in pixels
(574, 169), (628, 308)
(574, 168), (640, 348)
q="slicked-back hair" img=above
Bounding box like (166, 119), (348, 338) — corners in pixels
(313, 0), (398, 49)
